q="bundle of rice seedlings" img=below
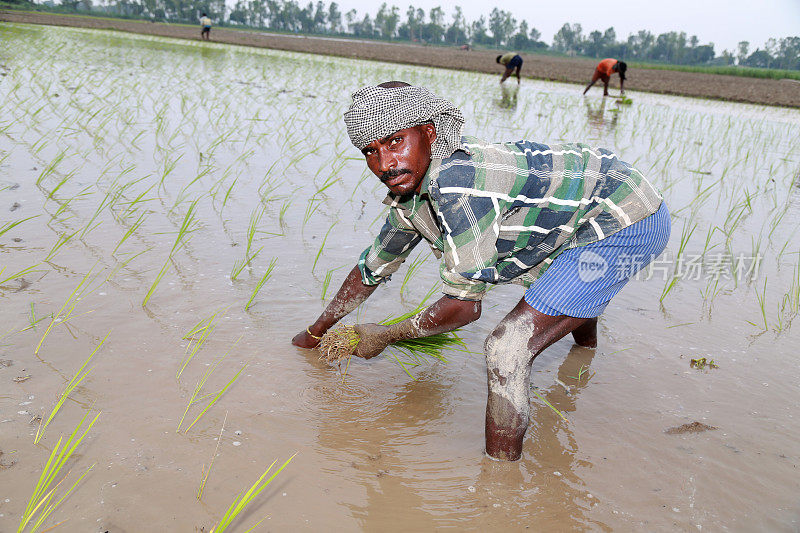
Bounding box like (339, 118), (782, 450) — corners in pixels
(318, 325), (360, 363)
(318, 307), (470, 377)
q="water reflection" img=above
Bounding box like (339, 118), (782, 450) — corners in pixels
(497, 83), (519, 110)
(303, 341), (608, 528)
(473, 345), (608, 529)
(310, 368), (456, 527)
(584, 97), (620, 134)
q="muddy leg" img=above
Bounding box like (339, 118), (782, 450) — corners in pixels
(571, 317), (597, 347)
(484, 299), (591, 461)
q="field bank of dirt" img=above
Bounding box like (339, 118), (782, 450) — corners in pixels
(2, 9), (799, 108)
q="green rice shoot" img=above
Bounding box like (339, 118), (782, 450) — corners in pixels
(318, 303), (470, 377)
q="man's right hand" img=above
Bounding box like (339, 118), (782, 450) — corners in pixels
(292, 329), (321, 348)
(290, 265), (381, 350)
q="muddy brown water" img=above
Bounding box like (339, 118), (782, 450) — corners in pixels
(1, 24), (799, 531)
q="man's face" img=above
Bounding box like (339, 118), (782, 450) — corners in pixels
(361, 124), (437, 197)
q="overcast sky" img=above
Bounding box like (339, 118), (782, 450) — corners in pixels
(329, 0), (799, 53)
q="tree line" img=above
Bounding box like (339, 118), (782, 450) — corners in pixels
(13, 0), (800, 70)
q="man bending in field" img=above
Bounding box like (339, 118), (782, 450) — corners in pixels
(496, 52), (523, 84)
(200, 13), (212, 41)
(292, 82), (669, 461)
(584, 58), (627, 96)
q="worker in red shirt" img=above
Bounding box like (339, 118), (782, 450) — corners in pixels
(583, 58), (627, 96)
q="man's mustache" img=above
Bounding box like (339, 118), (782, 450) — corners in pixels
(379, 168), (411, 182)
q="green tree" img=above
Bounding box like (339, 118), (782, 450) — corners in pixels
(375, 3), (399, 39)
(511, 20), (529, 50)
(470, 15), (491, 45)
(552, 23), (583, 55)
(401, 5), (419, 41)
(737, 41), (749, 65)
(313, 1), (326, 32)
(423, 6), (444, 43)
(774, 36), (800, 69)
(585, 30), (603, 57)
(445, 6), (467, 44)
(488, 7), (515, 46)
(344, 8), (357, 33)
(327, 2), (341, 32)
(743, 49), (772, 68)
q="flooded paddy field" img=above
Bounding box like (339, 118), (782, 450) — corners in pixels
(1, 23), (799, 531)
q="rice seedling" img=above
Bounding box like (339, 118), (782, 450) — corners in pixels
(45, 169), (78, 200)
(0, 215), (39, 238)
(567, 364), (595, 383)
(197, 411), (227, 501)
(278, 199), (292, 227)
(320, 266), (342, 301)
(78, 189), (113, 239)
(220, 177), (238, 210)
(530, 387), (568, 423)
(400, 252), (426, 297)
(117, 183), (157, 221)
(312, 224), (335, 274)
(302, 175), (341, 228)
(747, 277), (769, 331)
(318, 300), (469, 378)
(0, 264), (41, 291)
(36, 149), (68, 186)
(44, 228), (80, 262)
(112, 212), (147, 254)
(177, 337), (235, 431)
(302, 198), (323, 227)
(35, 333), (109, 444)
(774, 257), (800, 332)
(35, 266), (105, 355)
(19, 410), (100, 533)
(183, 363), (247, 434)
(52, 186), (92, 220)
(230, 207), (265, 281)
(244, 257), (277, 310)
(210, 454), (296, 533)
(660, 220), (696, 303)
(177, 309), (222, 379)
(159, 154), (183, 191)
(143, 199), (199, 306)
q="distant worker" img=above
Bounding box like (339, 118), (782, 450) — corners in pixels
(496, 52), (523, 84)
(200, 13), (212, 41)
(584, 58), (627, 96)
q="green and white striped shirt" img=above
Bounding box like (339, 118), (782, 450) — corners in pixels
(359, 136), (663, 300)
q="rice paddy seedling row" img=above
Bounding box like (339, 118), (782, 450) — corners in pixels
(34, 332), (108, 444)
(18, 411), (100, 533)
(1, 22), (798, 531)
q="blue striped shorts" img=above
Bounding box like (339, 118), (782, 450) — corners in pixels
(523, 202), (671, 318)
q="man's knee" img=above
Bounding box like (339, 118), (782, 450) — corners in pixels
(484, 320), (535, 384)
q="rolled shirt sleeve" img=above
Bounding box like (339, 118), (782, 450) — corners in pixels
(358, 207), (423, 286)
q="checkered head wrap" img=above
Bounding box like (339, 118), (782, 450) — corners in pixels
(343, 85), (465, 159)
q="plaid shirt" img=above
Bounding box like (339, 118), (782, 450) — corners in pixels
(358, 136), (663, 300)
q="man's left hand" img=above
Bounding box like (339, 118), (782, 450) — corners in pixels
(353, 323), (393, 359)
